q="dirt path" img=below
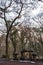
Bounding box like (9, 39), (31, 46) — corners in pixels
(0, 60), (43, 65)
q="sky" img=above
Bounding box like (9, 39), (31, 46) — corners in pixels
(19, 0), (43, 28)
(0, 0), (43, 35)
(31, 1), (43, 17)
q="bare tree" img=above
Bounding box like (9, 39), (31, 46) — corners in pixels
(0, 0), (23, 58)
(10, 28), (18, 59)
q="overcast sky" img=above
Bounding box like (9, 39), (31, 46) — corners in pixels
(0, 0), (43, 35)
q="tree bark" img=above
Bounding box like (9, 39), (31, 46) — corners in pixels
(6, 30), (9, 58)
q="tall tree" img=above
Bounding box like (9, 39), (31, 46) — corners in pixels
(0, 0), (23, 58)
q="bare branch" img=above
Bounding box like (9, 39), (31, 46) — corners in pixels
(5, 0), (12, 9)
(0, 16), (4, 19)
(8, 1), (23, 32)
(0, 7), (5, 12)
(4, 10), (8, 31)
(0, 0), (12, 12)
(39, 20), (43, 26)
(32, 18), (40, 26)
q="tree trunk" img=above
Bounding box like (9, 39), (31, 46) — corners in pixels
(13, 43), (17, 59)
(6, 31), (9, 58)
